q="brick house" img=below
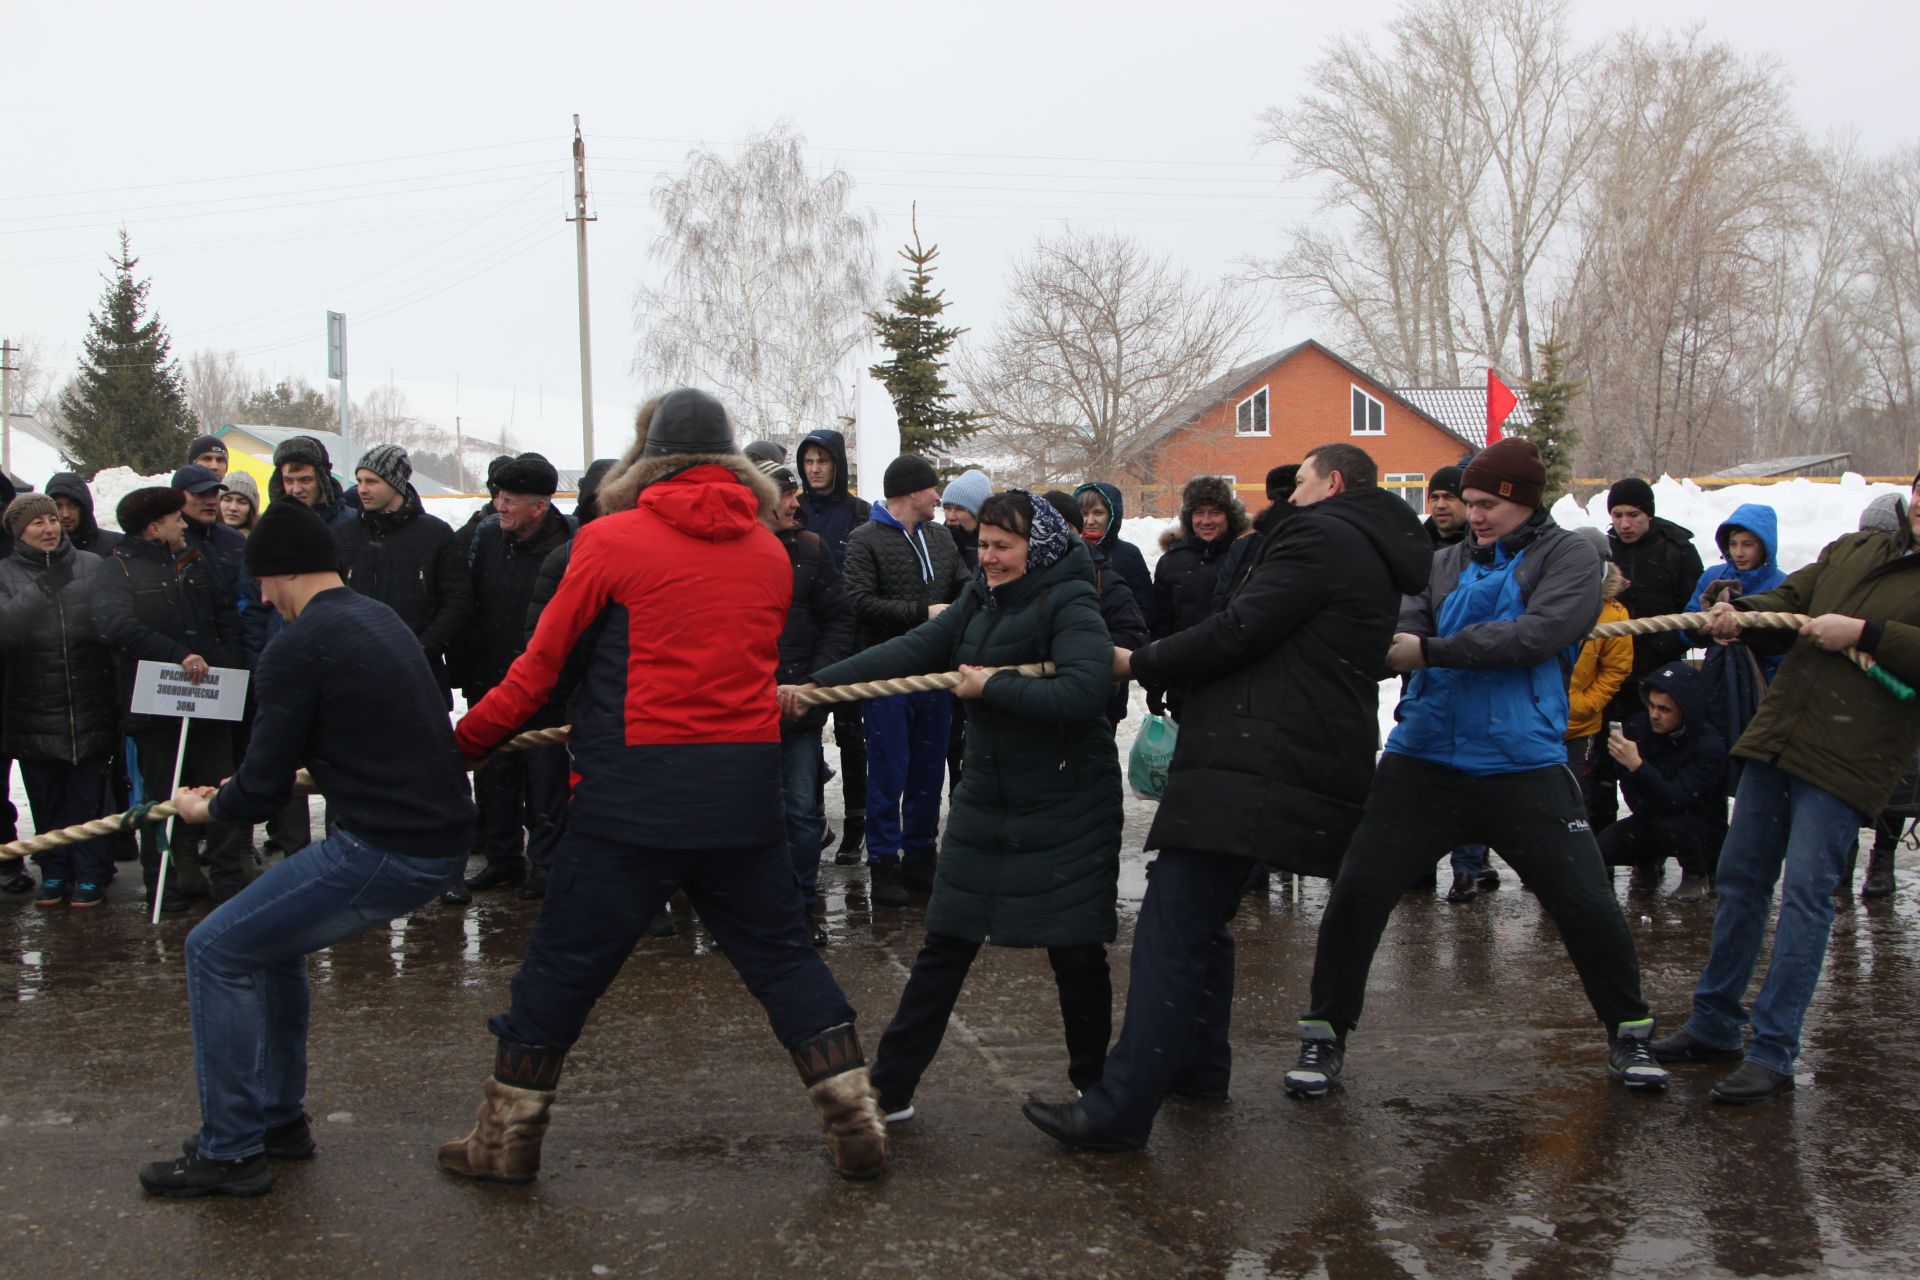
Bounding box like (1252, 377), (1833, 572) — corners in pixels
(1121, 340), (1501, 516)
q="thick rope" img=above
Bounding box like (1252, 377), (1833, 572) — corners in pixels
(1589, 610), (1913, 701)
(0, 663), (1057, 864)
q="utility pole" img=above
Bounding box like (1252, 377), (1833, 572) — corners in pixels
(0, 340), (15, 475)
(455, 415), (466, 491)
(568, 115), (597, 466)
(327, 311), (351, 459)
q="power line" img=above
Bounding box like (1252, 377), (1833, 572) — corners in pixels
(586, 133), (1288, 170)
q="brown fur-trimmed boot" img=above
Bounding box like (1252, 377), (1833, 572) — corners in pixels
(791, 1023), (886, 1181)
(436, 1040), (563, 1185)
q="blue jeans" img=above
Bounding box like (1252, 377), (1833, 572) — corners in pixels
(1684, 760), (1861, 1076)
(1079, 848), (1244, 1146)
(491, 830), (855, 1052)
(781, 729), (825, 901)
(1449, 844), (1488, 876)
(185, 829), (460, 1160)
(863, 690), (951, 863)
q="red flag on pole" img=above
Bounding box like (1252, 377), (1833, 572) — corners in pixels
(1486, 369), (1517, 444)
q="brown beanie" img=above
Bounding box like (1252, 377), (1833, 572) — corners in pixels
(3, 493), (57, 539)
(1461, 438), (1546, 509)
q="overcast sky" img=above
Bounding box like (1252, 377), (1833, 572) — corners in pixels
(5, 0), (1914, 470)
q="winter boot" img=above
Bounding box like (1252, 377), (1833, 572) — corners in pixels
(791, 1023), (886, 1181)
(1668, 871), (1710, 903)
(1863, 836), (1896, 900)
(833, 811), (866, 866)
(436, 1040), (562, 1185)
(869, 856), (910, 908)
(901, 847), (936, 894)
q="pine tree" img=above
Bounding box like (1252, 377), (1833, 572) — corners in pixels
(57, 232), (198, 477)
(239, 379), (335, 430)
(1517, 337), (1585, 503)
(869, 215), (984, 459)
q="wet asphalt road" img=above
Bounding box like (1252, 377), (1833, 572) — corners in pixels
(2, 784), (1918, 1280)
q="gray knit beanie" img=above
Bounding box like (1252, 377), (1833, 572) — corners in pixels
(939, 469), (994, 516)
(357, 444), (412, 495)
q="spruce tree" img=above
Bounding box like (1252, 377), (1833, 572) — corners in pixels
(869, 217), (984, 459)
(1517, 337), (1585, 504)
(57, 232), (198, 477)
(239, 379), (335, 430)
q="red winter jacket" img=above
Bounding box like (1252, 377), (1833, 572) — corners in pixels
(458, 456), (791, 848)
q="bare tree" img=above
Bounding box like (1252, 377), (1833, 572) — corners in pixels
(1853, 144), (1920, 471)
(631, 124), (879, 449)
(1251, 0), (1596, 384)
(956, 230), (1262, 481)
(185, 349), (262, 432)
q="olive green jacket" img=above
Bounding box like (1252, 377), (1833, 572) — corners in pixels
(1733, 523), (1920, 818)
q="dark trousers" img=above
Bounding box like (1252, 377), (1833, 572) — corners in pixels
(1588, 745), (1621, 832)
(1598, 814), (1723, 878)
(492, 830), (855, 1052)
(863, 689), (951, 862)
(1078, 849), (1239, 1145)
(870, 932), (1111, 1109)
(946, 694), (966, 793)
(474, 743), (568, 870)
(131, 722), (248, 900)
(0, 754), (15, 844)
(781, 728), (826, 901)
(21, 758), (114, 885)
(1307, 754), (1650, 1035)
(831, 704), (867, 814)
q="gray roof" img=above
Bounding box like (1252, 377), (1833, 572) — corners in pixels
(1712, 452), (1852, 479)
(1389, 387), (1534, 452)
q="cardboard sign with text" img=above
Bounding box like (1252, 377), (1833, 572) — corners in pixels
(129, 661), (250, 723)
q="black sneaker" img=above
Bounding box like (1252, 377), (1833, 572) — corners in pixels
(34, 878), (69, 908)
(1284, 1021), (1344, 1098)
(1607, 1019), (1670, 1090)
(832, 814), (866, 866)
(138, 1151), (273, 1197)
(869, 857), (911, 908)
(181, 1113), (316, 1162)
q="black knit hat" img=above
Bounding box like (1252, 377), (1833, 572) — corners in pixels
(484, 455), (514, 497)
(640, 388), (736, 458)
(1463, 439), (1547, 509)
(116, 486), (187, 536)
(1607, 477), (1655, 517)
(186, 435), (228, 465)
(357, 444), (412, 494)
(757, 459), (800, 493)
(1429, 465), (1465, 498)
(245, 497), (340, 578)
(493, 453), (559, 498)
(883, 455), (939, 499)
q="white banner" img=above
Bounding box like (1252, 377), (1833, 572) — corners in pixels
(129, 661), (250, 723)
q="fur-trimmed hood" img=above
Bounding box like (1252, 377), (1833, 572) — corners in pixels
(597, 449), (778, 525)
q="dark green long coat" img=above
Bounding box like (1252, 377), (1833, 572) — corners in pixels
(813, 540), (1121, 947)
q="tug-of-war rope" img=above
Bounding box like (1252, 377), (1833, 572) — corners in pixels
(0, 663), (1057, 864)
(3, 614), (1908, 866)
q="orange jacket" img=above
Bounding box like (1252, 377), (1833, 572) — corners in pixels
(1567, 582), (1631, 740)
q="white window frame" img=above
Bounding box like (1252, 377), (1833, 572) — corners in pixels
(1235, 386), (1270, 437)
(1350, 385), (1385, 436)
(1384, 472), (1426, 509)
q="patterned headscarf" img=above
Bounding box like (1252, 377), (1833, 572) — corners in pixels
(1010, 487), (1073, 574)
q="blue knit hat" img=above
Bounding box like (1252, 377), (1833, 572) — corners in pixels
(940, 469), (993, 516)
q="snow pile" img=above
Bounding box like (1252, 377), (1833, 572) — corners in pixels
(86, 467), (177, 521)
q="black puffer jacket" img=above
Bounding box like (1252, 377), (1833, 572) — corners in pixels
(92, 535), (243, 733)
(1620, 660), (1727, 841)
(45, 472), (120, 557)
(842, 506), (971, 651)
(333, 486), (472, 684)
(1213, 501), (1298, 611)
(1152, 527), (1241, 641)
(1607, 516), (1705, 720)
(0, 539), (120, 762)
(775, 527), (855, 734)
(465, 504), (574, 715)
(1131, 486), (1432, 876)
(814, 540), (1120, 946)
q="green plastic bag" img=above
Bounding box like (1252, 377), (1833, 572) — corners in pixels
(1128, 713), (1178, 800)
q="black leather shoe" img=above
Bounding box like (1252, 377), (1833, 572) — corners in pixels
(465, 862), (526, 892)
(439, 884), (473, 906)
(1020, 1100), (1140, 1153)
(1711, 1061), (1795, 1105)
(1650, 1028), (1743, 1064)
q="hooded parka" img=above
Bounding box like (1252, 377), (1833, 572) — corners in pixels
(45, 473), (119, 558)
(813, 539), (1121, 946)
(1073, 481), (1155, 631)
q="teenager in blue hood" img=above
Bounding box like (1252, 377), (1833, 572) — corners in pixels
(1073, 482), (1155, 632)
(1691, 502), (1788, 692)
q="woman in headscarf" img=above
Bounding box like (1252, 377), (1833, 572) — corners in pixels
(792, 490), (1122, 1123)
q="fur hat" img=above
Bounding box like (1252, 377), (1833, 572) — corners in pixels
(3, 493), (57, 539)
(272, 434), (332, 474)
(1463, 439), (1547, 510)
(357, 444), (412, 494)
(116, 487), (187, 536)
(884, 455), (940, 499)
(493, 453), (559, 498)
(1607, 476), (1656, 517)
(245, 496), (339, 578)
(1178, 475), (1247, 541)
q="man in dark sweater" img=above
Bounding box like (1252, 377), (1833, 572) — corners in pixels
(137, 499), (475, 1198)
